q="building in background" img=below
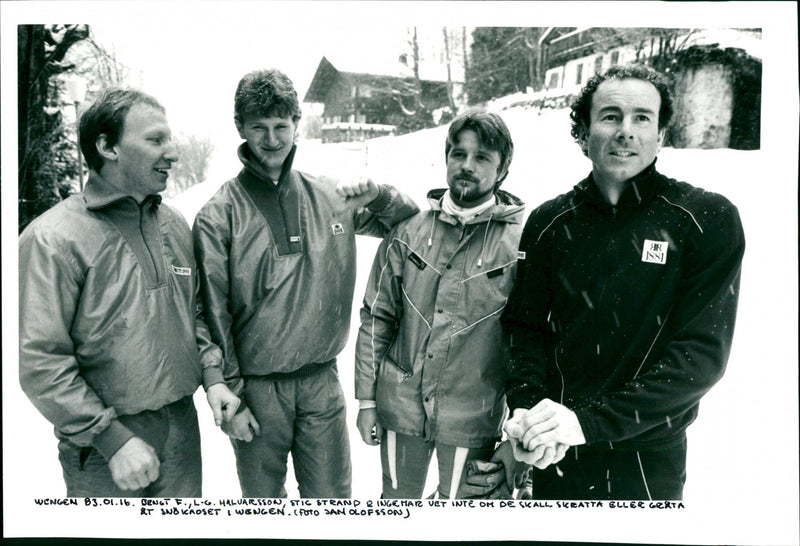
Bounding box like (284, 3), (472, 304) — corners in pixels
(489, 27), (762, 150)
(304, 56), (455, 142)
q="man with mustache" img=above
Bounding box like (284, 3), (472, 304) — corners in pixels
(355, 110), (529, 498)
(19, 87), (239, 497)
(192, 68), (419, 498)
(502, 65), (745, 500)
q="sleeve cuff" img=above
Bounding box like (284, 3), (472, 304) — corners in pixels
(366, 184), (392, 212)
(573, 407), (599, 445)
(92, 419), (136, 461)
(201, 365), (226, 390)
(358, 399), (377, 410)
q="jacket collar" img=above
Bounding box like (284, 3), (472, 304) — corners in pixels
(426, 188), (525, 225)
(237, 142), (297, 189)
(575, 159), (668, 210)
(83, 171), (162, 211)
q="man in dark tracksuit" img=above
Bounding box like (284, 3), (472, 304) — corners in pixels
(19, 88), (239, 497)
(193, 69), (419, 498)
(501, 65), (745, 500)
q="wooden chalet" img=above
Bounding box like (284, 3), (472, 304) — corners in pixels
(304, 56), (451, 142)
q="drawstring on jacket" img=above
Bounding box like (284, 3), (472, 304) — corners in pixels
(428, 211), (438, 246)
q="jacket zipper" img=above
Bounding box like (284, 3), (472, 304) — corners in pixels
(140, 204), (162, 285)
(595, 207), (617, 365)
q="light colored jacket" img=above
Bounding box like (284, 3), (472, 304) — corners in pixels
(18, 172), (222, 460)
(193, 156), (419, 397)
(355, 189), (525, 447)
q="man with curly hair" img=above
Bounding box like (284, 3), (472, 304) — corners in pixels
(502, 65), (745, 500)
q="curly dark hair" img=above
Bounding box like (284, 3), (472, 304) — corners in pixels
(569, 65), (674, 141)
(79, 87), (165, 173)
(234, 69), (302, 125)
(445, 109), (514, 186)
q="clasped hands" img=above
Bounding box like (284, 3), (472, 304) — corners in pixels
(504, 398), (586, 470)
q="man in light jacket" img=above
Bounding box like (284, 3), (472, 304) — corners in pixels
(193, 69), (419, 498)
(355, 110), (529, 499)
(19, 87), (239, 497)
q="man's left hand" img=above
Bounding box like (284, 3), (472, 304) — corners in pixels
(336, 177), (380, 209)
(505, 399), (586, 451)
(206, 383), (241, 426)
(491, 440), (531, 493)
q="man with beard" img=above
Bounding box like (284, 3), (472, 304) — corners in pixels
(355, 110), (529, 499)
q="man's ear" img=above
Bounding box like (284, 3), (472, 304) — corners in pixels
(656, 127), (666, 153)
(96, 134), (118, 162)
(578, 126), (590, 158)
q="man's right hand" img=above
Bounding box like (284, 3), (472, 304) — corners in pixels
(221, 407), (261, 442)
(356, 408), (383, 446)
(108, 437), (160, 491)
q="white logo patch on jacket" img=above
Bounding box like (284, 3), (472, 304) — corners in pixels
(641, 239), (668, 265)
(331, 223), (345, 236)
(170, 265), (192, 276)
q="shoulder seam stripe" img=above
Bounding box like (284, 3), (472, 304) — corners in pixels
(537, 200), (583, 243)
(658, 195), (704, 234)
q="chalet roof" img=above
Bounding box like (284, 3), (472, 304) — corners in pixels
(304, 56), (448, 103)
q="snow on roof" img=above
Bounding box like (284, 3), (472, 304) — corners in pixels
(684, 28), (763, 59)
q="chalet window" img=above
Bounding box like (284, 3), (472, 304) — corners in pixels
(548, 72), (559, 90)
(594, 56), (604, 75)
(575, 64), (583, 85)
(610, 51), (619, 66)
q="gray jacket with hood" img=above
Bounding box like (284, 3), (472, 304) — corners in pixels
(355, 189), (525, 447)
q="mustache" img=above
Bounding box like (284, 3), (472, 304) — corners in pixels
(455, 174), (480, 183)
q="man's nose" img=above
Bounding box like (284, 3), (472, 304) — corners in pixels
(461, 156), (476, 172)
(263, 130), (279, 147)
(164, 141), (179, 162)
(616, 118), (634, 140)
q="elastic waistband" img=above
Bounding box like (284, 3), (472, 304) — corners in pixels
(245, 358), (336, 382)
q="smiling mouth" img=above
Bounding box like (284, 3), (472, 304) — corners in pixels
(610, 151), (636, 158)
(155, 168), (170, 175)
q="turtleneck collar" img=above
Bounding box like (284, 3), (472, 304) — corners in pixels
(83, 171), (162, 211)
(576, 159), (667, 209)
(237, 142), (297, 187)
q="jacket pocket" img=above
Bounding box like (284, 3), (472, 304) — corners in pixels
(381, 354), (412, 382)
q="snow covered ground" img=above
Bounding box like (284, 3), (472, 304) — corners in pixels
(4, 105), (798, 543)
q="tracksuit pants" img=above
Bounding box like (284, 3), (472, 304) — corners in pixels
(529, 437), (688, 500)
(232, 364), (352, 498)
(379, 429), (495, 499)
(58, 395), (202, 497)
